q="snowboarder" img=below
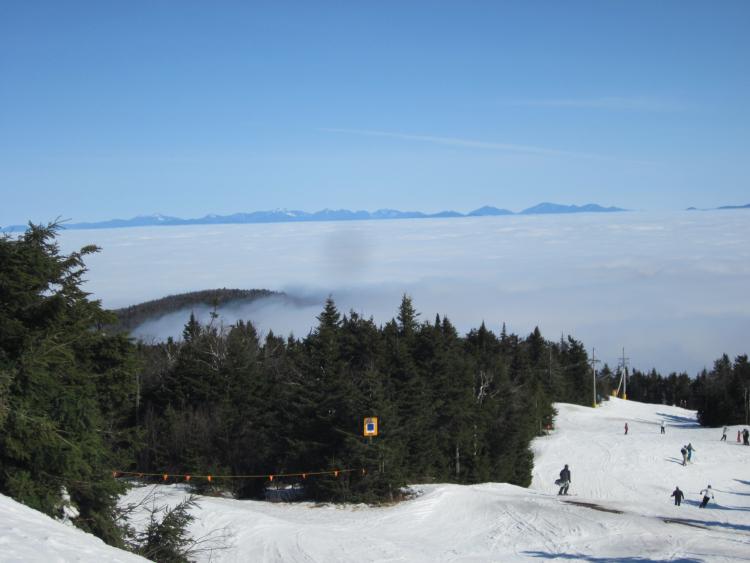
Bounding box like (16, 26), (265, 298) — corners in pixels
(686, 443), (695, 462)
(699, 485), (714, 508)
(624, 422), (628, 435)
(720, 426), (727, 441)
(660, 420), (665, 434)
(671, 486), (684, 506)
(743, 428), (750, 446)
(558, 464), (571, 495)
(680, 446), (688, 466)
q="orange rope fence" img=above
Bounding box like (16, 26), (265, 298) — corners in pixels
(112, 467), (368, 482)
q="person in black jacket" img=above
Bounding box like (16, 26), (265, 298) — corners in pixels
(671, 486), (684, 506)
(558, 465), (571, 495)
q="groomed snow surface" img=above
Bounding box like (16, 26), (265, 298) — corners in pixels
(3, 398), (749, 561)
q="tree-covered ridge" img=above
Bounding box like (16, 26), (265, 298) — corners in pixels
(111, 288), (279, 332)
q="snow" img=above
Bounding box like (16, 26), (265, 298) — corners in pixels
(3, 398), (748, 561)
(117, 398), (750, 562)
(0, 493), (147, 563)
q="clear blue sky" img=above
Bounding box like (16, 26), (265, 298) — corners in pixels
(1, 0), (748, 225)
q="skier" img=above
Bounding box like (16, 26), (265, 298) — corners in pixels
(558, 464), (571, 495)
(720, 426), (727, 441)
(743, 428), (750, 446)
(624, 422), (628, 435)
(739, 430), (742, 443)
(660, 420), (665, 435)
(671, 486), (684, 506)
(680, 446), (688, 466)
(699, 485), (714, 508)
(686, 443), (695, 462)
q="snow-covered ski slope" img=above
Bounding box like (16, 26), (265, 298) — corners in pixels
(3, 398), (747, 561)
(118, 398), (750, 562)
(0, 493), (148, 563)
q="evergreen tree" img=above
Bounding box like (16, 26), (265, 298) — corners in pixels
(0, 223), (137, 546)
(695, 354), (750, 426)
(558, 336), (589, 405)
(397, 294), (419, 337)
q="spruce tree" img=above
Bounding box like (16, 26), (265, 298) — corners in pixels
(0, 223), (137, 546)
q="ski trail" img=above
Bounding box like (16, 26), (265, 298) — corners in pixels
(119, 398), (750, 562)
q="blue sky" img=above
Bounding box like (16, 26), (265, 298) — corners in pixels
(1, 0), (749, 225)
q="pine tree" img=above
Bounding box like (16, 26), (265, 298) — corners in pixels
(0, 223), (137, 546)
(397, 294), (419, 338)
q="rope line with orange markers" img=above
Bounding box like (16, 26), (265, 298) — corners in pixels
(112, 467), (369, 483)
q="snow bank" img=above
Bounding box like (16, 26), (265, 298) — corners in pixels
(0, 493), (147, 563)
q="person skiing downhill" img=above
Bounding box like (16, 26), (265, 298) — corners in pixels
(686, 443), (695, 462)
(558, 464), (571, 495)
(624, 423), (628, 435)
(721, 426), (727, 441)
(699, 485), (714, 508)
(680, 446), (688, 466)
(744, 428), (750, 446)
(671, 486), (684, 506)
(661, 420), (665, 434)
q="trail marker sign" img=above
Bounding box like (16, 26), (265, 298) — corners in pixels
(363, 417), (378, 437)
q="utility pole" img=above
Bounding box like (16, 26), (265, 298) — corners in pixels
(590, 347), (600, 408)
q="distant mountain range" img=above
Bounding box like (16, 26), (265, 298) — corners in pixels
(686, 203), (750, 211)
(1, 202), (627, 232)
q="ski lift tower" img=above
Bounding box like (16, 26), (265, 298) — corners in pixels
(590, 347), (600, 408)
(614, 348), (630, 400)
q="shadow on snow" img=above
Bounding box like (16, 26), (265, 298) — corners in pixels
(663, 512), (750, 532)
(522, 552), (702, 563)
(676, 499), (750, 517)
(655, 412), (700, 428)
(664, 456), (685, 466)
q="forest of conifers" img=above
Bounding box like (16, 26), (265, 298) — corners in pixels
(1, 223), (747, 549)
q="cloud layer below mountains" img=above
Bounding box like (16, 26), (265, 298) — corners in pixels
(58, 211), (750, 375)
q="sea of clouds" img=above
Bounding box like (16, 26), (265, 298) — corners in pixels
(56, 210), (750, 376)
